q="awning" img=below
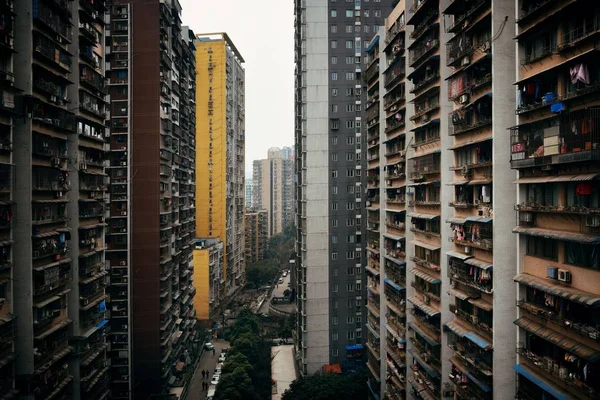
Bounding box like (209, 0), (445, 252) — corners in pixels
(514, 48), (598, 85)
(514, 317), (600, 362)
(33, 295), (61, 308)
(464, 257), (493, 270)
(384, 277), (405, 292)
(468, 179), (493, 186)
(384, 232), (405, 241)
(465, 216), (493, 223)
(346, 344), (364, 351)
(364, 35), (380, 53)
(513, 365), (570, 400)
(366, 322), (381, 339)
(445, 320), (492, 350)
(408, 296), (440, 317)
(408, 322), (440, 347)
(446, 250), (472, 260)
(450, 356), (492, 393)
(408, 348), (440, 378)
(447, 287), (471, 300)
(32, 257), (72, 272)
(34, 319), (72, 340)
(513, 226), (600, 244)
(407, 212), (440, 220)
(448, 136), (492, 150)
(445, 320), (469, 337)
(514, 173), (599, 184)
(513, 273), (600, 307)
(446, 180), (469, 186)
(410, 268), (441, 284)
(408, 180), (441, 186)
(411, 240), (440, 251)
(386, 255), (405, 266)
(468, 297), (493, 311)
(446, 217), (466, 225)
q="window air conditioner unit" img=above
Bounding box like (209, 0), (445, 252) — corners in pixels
(461, 56), (471, 66)
(464, 246), (472, 255)
(459, 94), (469, 104)
(558, 269), (571, 283)
(120, 261), (126, 266)
(121, 211), (127, 216)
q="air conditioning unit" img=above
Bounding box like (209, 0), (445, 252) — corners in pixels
(547, 267), (558, 279)
(121, 211), (127, 216)
(461, 56), (471, 66)
(120, 161), (127, 166)
(423, 295), (430, 305)
(459, 94), (469, 104)
(558, 269), (571, 283)
(464, 246), (472, 255)
(120, 261), (126, 266)
(585, 215), (600, 227)
(481, 41), (491, 52)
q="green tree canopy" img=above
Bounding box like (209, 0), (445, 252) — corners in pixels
(281, 370), (369, 400)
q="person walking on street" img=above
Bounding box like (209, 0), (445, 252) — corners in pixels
(212, 348), (216, 356)
(201, 370), (205, 380)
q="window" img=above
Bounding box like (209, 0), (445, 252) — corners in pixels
(332, 218), (338, 227)
(345, 9), (353, 17)
(347, 284), (354, 291)
(356, 331), (362, 339)
(345, 56), (354, 64)
(346, 40), (353, 49)
(332, 316), (339, 324)
(347, 332), (355, 339)
(346, 25), (353, 33)
(332, 349), (339, 356)
(332, 202), (338, 210)
(330, 24), (338, 33)
(331, 9), (337, 17)
(331, 56), (338, 64)
(332, 88), (338, 97)
(364, 9), (370, 17)
(332, 333), (339, 340)
(346, 251), (355, 259)
(373, 24), (379, 32)
(331, 72), (338, 80)
(332, 186), (338, 194)
(346, 72), (355, 81)
(331, 136), (338, 145)
(347, 299), (353, 307)
(331, 169), (338, 178)
(346, 120), (355, 128)
(333, 300), (338, 308)
(331, 153), (338, 161)
(331, 119), (339, 129)
(347, 235), (355, 243)
(565, 242), (599, 269)
(332, 252), (338, 260)
(331, 40), (338, 49)
(331, 235), (338, 244)
(346, 104), (354, 112)
(347, 316), (355, 323)
(346, 169), (355, 177)
(356, 282), (362, 291)
(347, 185), (355, 193)
(526, 236), (557, 260)
(347, 137), (355, 145)
(332, 285), (339, 293)
(356, 316), (362, 323)
(347, 268), (355, 275)
(333, 268), (338, 276)
(346, 88), (354, 96)
(346, 202), (354, 210)
(347, 218), (355, 226)
(374, 9), (381, 17)
(331, 104), (338, 113)
(364, 25), (370, 33)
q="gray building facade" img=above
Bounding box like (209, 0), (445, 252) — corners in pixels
(294, 0), (395, 375)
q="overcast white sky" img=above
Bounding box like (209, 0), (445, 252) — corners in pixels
(179, 0), (295, 177)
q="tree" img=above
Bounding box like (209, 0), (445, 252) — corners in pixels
(245, 261), (278, 289)
(281, 370), (369, 400)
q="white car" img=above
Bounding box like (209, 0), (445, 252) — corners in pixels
(204, 342), (214, 351)
(218, 354), (226, 363)
(210, 375), (220, 386)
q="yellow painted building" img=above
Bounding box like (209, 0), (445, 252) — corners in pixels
(192, 238), (223, 320)
(195, 33), (246, 304)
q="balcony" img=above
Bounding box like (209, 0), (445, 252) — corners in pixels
(409, 39), (439, 68)
(384, 62), (406, 89)
(33, 35), (72, 72)
(410, 95), (440, 122)
(510, 108), (600, 169)
(384, 88), (406, 112)
(385, 115), (406, 134)
(448, 262), (493, 294)
(33, 1), (72, 41)
(32, 201), (67, 226)
(449, 100), (492, 136)
(446, 0), (490, 34)
(81, 65), (107, 95)
(80, 92), (106, 119)
(31, 98), (75, 133)
(80, 171), (108, 193)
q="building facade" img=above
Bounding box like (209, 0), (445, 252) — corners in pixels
(512, 1), (600, 399)
(193, 238), (224, 320)
(246, 177), (253, 208)
(104, 1), (198, 398)
(195, 33), (246, 297)
(363, 0), (518, 399)
(12, 0), (110, 398)
(293, 0), (395, 376)
(252, 147), (294, 236)
(245, 209), (269, 265)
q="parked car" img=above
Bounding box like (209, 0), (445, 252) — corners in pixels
(205, 342), (214, 351)
(278, 278), (284, 284)
(218, 353), (226, 363)
(207, 386), (216, 400)
(210, 375), (220, 386)
(282, 271), (288, 277)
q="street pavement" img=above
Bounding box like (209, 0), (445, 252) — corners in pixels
(185, 339), (230, 400)
(258, 273), (290, 315)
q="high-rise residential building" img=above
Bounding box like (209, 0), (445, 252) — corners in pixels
(104, 2), (198, 398)
(246, 177), (253, 208)
(245, 209), (269, 265)
(281, 146), (295, 161)
(252, 147), (294, 236)
(363, 0), (518, 399)
(12, 0), (110, 398)
(512, 1), (600, 399)
(195, 33), (246, 297)
(293, 0), (395, 376)
(192, 238), (224, 320)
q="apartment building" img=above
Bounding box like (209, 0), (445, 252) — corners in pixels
(246, 178), (253, 208)
(252, 147), (294, 236)
(193, 238), (224, 320)
(11, 0), (109, 398)
(195, 33), (246, 297)
(104, 2), (198, 398)
(512, 1), (600, 399)
(364, 0), (518, 399)
(293, 0), (395, 376)
(245, 209), (269, 265)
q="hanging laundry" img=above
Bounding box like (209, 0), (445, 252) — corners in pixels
(576, 182), (593, 195)
(570, 63), (590, 85)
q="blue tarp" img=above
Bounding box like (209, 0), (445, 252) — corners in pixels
(464, 370), (491, 393)
(384, 278), (405, 292)
(407, 322), (439, 347)
(364, 35), (380, 53)
(513, 365), (570, 400)
(96, 319), (109, 329)
(464, 332), (493, 350)
(346, 344), (364, 351)
(408, 349), (440, 378)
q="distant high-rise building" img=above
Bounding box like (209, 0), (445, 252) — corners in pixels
(195, 33), (246, 296)
(281, 146), (295, 161)
(245, 210), (269, 265)
(252, 147), (294, 236)
(103, 2), (199, 398)
(293, 0), (395, 376)
(246, 178), (253, 208)
(193, 238), (224, 320)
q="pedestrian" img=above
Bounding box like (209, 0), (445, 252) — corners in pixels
(212, 348), (216, 356)
(201, 370), (205, 380)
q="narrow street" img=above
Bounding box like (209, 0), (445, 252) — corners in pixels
(185, 339), (230, 400)
(258, 273), (290, 315)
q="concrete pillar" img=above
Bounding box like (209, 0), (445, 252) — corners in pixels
(491, 0), (518, 398)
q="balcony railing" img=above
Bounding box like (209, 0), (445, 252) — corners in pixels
(446, 0), (489, 33)
(449, 265), (493, 293)
(34, 35), (72, 71)
(409, 39), (439, 67)
(384, 62), (406, 88)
